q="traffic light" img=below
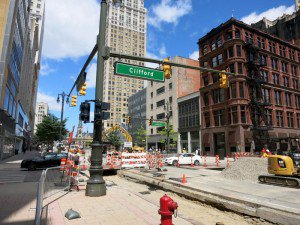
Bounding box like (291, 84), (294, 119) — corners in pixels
(71, 95), (77, 107)
(148, 119), (152, 126)
(126, 116), (131, 125)
(219, 70), (228, 88)
(79, 102), (90, 123)
(79, 82), (87, 96)
(163, 58), (171, 79)
(94, 101), (110, 121)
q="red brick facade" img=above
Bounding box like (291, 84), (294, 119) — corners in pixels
(198, 18), (300, 156)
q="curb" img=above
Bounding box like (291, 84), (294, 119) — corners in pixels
(119, 170), (300, 225)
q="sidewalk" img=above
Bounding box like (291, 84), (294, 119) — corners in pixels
(46, 182), (192, 225)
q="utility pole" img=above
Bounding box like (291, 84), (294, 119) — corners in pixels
(57, 92), (69, 142)
(85, 0), (122, 197)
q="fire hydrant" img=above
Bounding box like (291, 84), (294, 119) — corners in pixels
(158, 194), (178, 225)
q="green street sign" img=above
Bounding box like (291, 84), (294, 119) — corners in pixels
(151, 121), (166, 127)
(114, 62), (165, 82)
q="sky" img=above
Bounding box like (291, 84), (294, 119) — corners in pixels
(38, 0), (296, 133)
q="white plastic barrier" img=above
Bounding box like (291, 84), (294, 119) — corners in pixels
(121, 152), (147, 168)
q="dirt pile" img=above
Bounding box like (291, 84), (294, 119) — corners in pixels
(220, 157), (268, 182)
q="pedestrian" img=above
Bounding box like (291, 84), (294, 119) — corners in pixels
(22, 140), (26, 154)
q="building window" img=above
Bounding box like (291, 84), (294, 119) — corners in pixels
(296, 95), (300, 109)
(156, 87), (165, 95)
(229, 63), (235, 73)
(262, 88), (270, 103)
(212, 57), (217, 67)
(285, 93), (292, 107)
(228, 46), (234, 58)
(239, 82), (244, 98)
(258, 54), (267, 65)
(271, 58), (278, 70)
(231, 83), (236, 99)
(238, 63), (243, 74)
(236, 45), (242, 57)
(151, 92), (153, 98)
(235, 29), (240, 38)
(289, 50), (295, 60)
(156, 99), (165, 108)
(293, 79), (299, 89)
(212, 73), (219, 83)
(260, 70), (268, 82)
(274, 90), (282, 105)
(151, 104), (153, 110)
(276, 111), (284, 127)
(211, 40), (216, 51)
(156, 113), (165, 120)
(297, 113), (300, 128)
(204, 112), (210, 127)
(151, 129), (153, 134)
(217, 54), (223, 65)
(283, 77), (289, 87)
(269, 42), (276, 53)
(169, 83), (172, 90)
(203, 45), (208, 55)
(216, 36), (222, 47)
(266, 109), (273, 126)
(282, 62), (288, 73)
(203, 75), (209, 86)
(231, 107), (238, 124)
(279, 46), (286, 57)
(204, 92), (209, 106)
(245, 32), (253, 44)
(273, 73), (279, 85)
(291, 65), (298, 76)
(169, 97), (172, 103)
(226, 30), (232, 40)
(213, 109), (225, 126)
(212, 89), (224, 103)
(287, 112), (294, 128)
(241, 106), (246, 123)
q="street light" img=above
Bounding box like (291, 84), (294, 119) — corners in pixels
(57, 92), (68, 142)
(85, 0), (123, 197)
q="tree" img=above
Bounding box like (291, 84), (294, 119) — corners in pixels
(158, 125), (178, 151)
(107, 131), (122, 151)
(133, 126), (146, 147)
(35, 114), (68, 147)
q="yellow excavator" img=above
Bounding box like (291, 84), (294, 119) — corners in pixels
(258, 153), (300, 188)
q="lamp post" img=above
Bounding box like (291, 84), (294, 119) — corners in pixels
(85, 0), (122, 197)
(164, 102), (171, 154)
(57, 92), (69, 142)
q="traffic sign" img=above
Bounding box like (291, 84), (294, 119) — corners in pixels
(114, 62), (165, 82)
(151, 121), (166, 127)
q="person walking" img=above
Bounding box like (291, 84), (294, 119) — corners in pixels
(22, 140), (27, 154)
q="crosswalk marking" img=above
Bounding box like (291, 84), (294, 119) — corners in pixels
(0, 170), (26, 183)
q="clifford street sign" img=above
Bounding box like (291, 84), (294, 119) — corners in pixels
(114, 62), (165, 82)
(151, 121), (166, 127)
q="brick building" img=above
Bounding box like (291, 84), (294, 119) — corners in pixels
(198, 18), (300, 157)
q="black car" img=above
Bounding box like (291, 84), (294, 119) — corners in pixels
(21, 153), (68, 171)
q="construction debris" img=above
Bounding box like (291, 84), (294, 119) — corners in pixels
(220, 157), (268, 182)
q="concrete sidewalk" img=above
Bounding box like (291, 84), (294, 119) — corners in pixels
(45, 183), (192, 225)
(119, 167), (300, 225)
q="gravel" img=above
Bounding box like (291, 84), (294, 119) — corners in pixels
(220, 157), (268, 182)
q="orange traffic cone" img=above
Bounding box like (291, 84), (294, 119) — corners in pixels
(181, 174), (187, 184)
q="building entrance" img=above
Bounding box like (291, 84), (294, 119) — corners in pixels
(214, 132), (225, 160)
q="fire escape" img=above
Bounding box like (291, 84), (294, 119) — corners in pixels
(244, 43), (272, 151)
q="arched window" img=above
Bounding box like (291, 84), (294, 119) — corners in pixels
(235, 29), (240, 38)
(226, 30), (233, 40)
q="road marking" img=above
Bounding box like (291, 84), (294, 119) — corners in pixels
(0, 170), (26, 183)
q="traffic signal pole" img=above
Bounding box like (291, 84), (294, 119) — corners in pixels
(85, 0), (108, 197)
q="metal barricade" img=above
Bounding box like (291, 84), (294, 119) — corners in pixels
(34, 166), (71, 225)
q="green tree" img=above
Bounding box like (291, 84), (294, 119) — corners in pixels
(133, 126), (146, 147)
(158, 125), (178, 151)
(107, 131), (122, 151)
(35, 114), (68, 147)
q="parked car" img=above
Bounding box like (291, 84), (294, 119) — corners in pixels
(21, 153), (68, 171)
(164, 153), (202, 166)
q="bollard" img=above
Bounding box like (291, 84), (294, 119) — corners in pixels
(226, 155), (230, 167)
(204, 155), (207, 167)
(158, 194), (178, 225)
(215, 155), (220, 167)
(190, 155), (194, 167)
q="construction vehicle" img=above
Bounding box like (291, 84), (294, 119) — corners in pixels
(258, 152), (300, 188)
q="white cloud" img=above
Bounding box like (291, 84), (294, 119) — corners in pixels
(159, 44), (167, 57)
(145, 52), (160, 69)
(189, 50), (199, 60)
(148, 0), (192, 28)
(40, 62), (55, 76)
(37, 92), (61, 111)
(241, 5), (295, 24)
(43, 0), (100, 59)
(86, 63), (97, 88)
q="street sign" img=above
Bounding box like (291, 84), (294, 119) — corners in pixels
(151, 121), (166, 127)
(124, 142), (133, 147)
(114, 62), (165, 82)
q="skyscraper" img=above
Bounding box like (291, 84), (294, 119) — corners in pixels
(103, 0), (147, 129)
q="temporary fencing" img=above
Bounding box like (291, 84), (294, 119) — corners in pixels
(215, 155), (220, 167)
(203, 155), (207, 167)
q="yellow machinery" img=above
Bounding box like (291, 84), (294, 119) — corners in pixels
(102, 124), (132, 142)
(258, 155), (300, 188)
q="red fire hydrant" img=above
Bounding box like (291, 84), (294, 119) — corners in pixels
(158, 194), (178, 225)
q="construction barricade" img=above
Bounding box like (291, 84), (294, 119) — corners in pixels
(121, 152), (147, 169)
